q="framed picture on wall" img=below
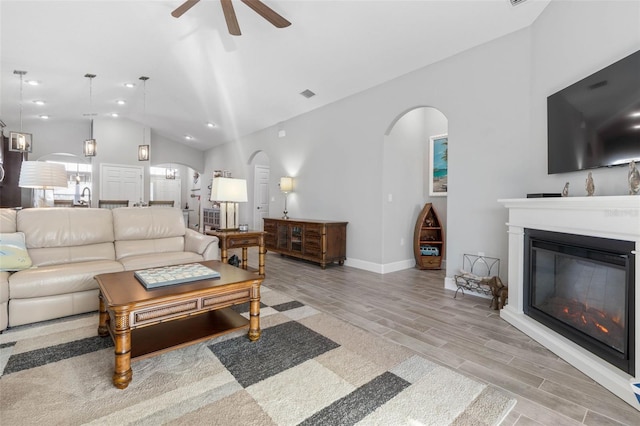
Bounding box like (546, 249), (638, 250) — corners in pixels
(429, 133), (448, 196)
(9, 131), (32, 153)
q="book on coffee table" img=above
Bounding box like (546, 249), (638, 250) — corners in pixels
(134, 263), (221, 289)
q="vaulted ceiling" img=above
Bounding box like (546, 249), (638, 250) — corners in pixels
(0, 0), (550, 151)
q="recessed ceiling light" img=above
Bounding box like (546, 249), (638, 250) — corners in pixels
(633, 124), (640, 129)
(25, 80), (40, 86)
(630, 111), (640, 118)
(206, 122), (217, 128)
(116, 100), (126, 105)
(33, 100), (45, 106)
(39, 115), (49, 119)
(185, 135), (194, 140)
(110, 113), (119, 118)
(124, 83), (135, 88)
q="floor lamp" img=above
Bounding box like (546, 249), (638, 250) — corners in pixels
(210, 177), (247, 231)
(19, 161), (68, 207)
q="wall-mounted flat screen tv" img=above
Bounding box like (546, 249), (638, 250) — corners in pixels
(547, 50), (640, 174)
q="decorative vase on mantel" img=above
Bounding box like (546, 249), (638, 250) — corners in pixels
(585, 172), (595, 196)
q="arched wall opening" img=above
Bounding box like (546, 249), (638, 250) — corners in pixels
(382, 106), (448, 271)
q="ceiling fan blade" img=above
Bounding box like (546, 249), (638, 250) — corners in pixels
(171, 0), (201, 18)
(221, 0), (241, 36)
(240, 0), (291, 28)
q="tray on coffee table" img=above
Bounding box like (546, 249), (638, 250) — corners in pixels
(134, 263), (220, 289)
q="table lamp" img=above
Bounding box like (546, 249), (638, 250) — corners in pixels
(210, 177), (247, 230)
(280, 176), (293, 219)
(19, 161), (68, 207)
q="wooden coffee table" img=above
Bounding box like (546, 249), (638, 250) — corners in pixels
(96, 260), (262, 389)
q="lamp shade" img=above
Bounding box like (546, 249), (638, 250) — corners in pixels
(19, 161), (68, 189)
(280, 176), (293, 193)
(210, 177), (247, 202)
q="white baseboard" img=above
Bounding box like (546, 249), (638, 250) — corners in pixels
(343, 258), (383, 273)
(345, 258), (446, 275)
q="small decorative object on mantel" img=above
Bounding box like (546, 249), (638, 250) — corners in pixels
(585, 172), (595, 196)
(562, 182), (570, 197)
(629, 160), (640, 195)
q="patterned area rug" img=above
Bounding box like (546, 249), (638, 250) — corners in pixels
(0, 287), (515, 425)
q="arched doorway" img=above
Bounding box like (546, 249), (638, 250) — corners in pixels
(382, 106), (448, 271)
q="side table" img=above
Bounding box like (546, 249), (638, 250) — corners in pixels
(206, 229), (265, 276)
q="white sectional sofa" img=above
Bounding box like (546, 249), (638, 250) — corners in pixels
(0, 207), (219, 331)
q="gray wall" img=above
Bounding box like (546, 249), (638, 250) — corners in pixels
(202, 1), (640, 280)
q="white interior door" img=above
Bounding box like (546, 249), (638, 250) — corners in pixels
(151, 177), (181, 208)
(100, 163), (144, 205)
(253, 165), (270, 231)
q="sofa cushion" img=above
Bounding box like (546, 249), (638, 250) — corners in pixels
(9, 260), (123, 299)
(112, 207), (185, 241)
(118, 252), (204, 271)
(28, 242), (117, 268)
(0, 232), (33, 271)
(0, 209), (17, 233)
(0, 271), (9, 303)
(115, 237), (185, 260)
(18, 208), (115, 248)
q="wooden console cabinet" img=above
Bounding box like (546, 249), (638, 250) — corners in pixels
(263, 218), (347, 269)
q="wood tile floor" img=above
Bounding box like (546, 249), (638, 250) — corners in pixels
(241, 250), (640, 425)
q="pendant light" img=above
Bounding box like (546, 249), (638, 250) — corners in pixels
(138, 76), (150, 161)
(9, 70), (33, 159)
(83, 73), (97, 157)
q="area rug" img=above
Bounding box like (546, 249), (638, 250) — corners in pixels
(0, 287), (516, 425)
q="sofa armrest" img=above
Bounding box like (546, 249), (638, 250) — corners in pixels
(184, 228), (219, 261)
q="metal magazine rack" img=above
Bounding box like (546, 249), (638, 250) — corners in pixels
(453, 254), (500, 298)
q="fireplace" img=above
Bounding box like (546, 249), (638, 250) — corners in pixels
(524, 229), (635, 375)
(498, 196), (640, 410)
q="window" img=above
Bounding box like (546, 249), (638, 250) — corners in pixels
(50, 161), (93, 201)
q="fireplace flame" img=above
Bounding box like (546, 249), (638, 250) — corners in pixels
(541, 296), (625, 352)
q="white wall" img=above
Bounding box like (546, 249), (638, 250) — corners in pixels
(529, 0), (640, 196)
(382, 107), (448, 272)
(151, 133), (204, 173)
(202, 1), (639, 279)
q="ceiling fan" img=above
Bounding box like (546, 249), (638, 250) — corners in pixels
(171, 0), (291, 36)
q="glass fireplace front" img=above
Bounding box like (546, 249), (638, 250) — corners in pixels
(524, 229), (635, 375)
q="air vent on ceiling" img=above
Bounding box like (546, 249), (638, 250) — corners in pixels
(300, 89), (316, 99)
(510, 0), (527, 6)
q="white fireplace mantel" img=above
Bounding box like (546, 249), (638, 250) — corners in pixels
(498, 195), (640, 410)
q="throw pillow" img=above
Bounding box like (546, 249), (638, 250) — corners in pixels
(0, 232), (33, 271)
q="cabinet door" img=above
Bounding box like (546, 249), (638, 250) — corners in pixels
(277, 223), (289, 250)
(290, 224), (303, 253)
(263, 220), (277, 249)
(304, 224), (323, 258)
